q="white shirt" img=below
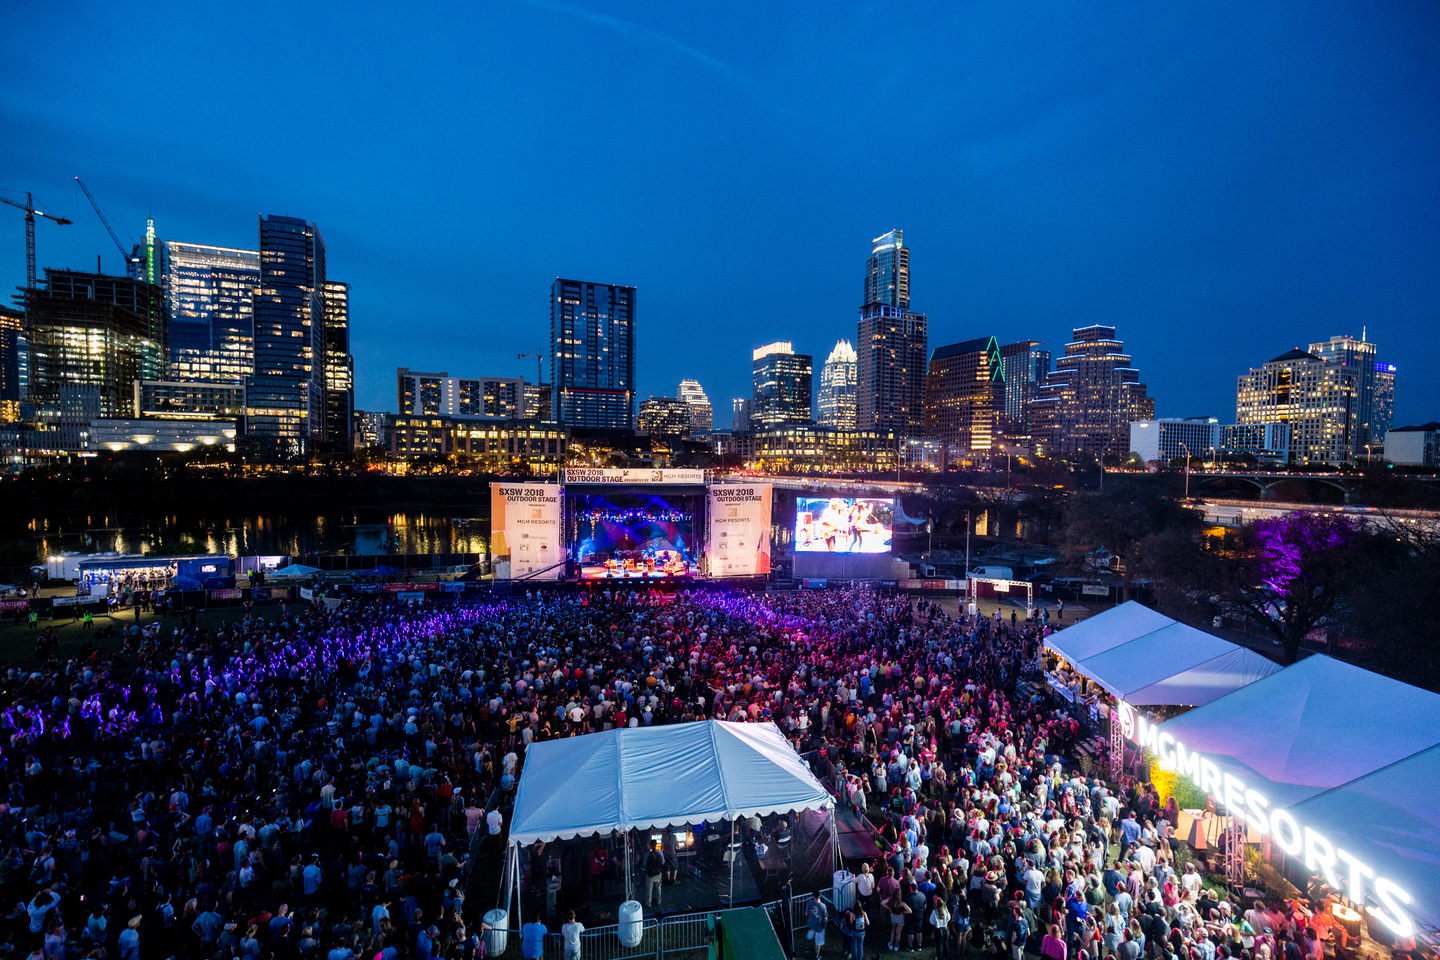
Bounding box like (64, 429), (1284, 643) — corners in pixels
(487, 810), (503, 835)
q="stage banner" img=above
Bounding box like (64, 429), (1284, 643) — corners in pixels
(564, 468), (705, 485)
(707, 483), (772, 578)
(490, 482), (563, 580)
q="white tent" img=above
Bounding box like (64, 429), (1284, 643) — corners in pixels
(1045, 602), (1283, 706)
(1152, 654), (1440, 806)
(1152, 655), (1440, 933)
(270, 563), (322, 577)
(509, 720), (832, 845)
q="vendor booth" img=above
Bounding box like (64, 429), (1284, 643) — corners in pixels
(1119, 655), (1440, 939)
(504, 720), (835, 927)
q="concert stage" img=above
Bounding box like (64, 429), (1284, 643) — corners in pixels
(568, 491), (703, 580)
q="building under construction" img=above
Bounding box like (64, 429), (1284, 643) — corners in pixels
(24, 268), (168, 420)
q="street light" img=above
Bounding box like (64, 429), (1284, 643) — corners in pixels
(1178, 441), (1191, 499)
(1365, 443), (1372, 468)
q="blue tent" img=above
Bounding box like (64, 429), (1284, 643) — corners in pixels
(361, 564), (405, 576)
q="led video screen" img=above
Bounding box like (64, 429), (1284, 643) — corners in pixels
(794, 497), (893, 553)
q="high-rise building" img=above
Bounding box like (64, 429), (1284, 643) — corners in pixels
(732, 398), (751, 432)
(997, 340), (1050, 439)
(924, 336), (1006, 455)
(1129, 418), (1291, 464)
(1385, 423), (1439, 468)
(396, 368), (528, 419)
(857, 230), (927, 436)
(523, 382), (552, 422)
(865, 229), (910, 311)
(637, 397), (694, 437)
(0, 305), (21, 422)
(677, 379), (713, 434)
(25, 269), (167, 421)
(1235, 335), (1395, 465)
(551, 278), (635, 429)
(816, 339), (857, 430)
(245, 215), (326, 460)
(1031, 324), (1154, 460)
(322, 281), (354, 449)
(164, 242), (260, 381)
(751, 342), (812, 429)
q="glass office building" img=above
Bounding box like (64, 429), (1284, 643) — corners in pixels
(751, 342), (812, 429)
(245, 215), (326, 460)
(924, 336), (1006, 455)
(1030, 324), (1154, 460)
(323, 280), (353, 449)
(817, 339), (857, 430)
(997, 339), (1050, 440)
(165, 242), (260, 382)
(551, 278), (636, 429)
(857, 230), (927, 436)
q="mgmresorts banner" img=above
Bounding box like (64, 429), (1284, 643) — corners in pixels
(490, 482), (563, 580)
(707, 483), (772, 577)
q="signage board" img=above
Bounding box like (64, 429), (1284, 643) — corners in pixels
(706, 483), (772, 577)
(564, 468), (706, 485)
(209, 589), (241, 601)
(490, 482), (563, 580)
(1082, 584), (1109, 596)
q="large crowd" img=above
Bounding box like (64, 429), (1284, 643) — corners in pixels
(0, 585), (1390, 960)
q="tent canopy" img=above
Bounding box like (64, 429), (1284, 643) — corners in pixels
(270, 563), (321, 577)
(361, 564), (405, 576)
(1153, 654), (1440, 804)
(508, 720), (833, 846)
(1045, 602), (1282, 706)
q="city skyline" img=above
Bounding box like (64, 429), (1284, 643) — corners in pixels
(3, 2), (1437, 428)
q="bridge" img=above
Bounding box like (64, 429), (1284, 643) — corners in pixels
(1185, 470), (1439, 503)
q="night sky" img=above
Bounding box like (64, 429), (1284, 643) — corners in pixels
(4, 1), (1438, 425)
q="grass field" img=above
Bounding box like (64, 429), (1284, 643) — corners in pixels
(0, 602), (310, 666)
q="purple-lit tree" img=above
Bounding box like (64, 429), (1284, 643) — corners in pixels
(1220, 512), (1363, 665)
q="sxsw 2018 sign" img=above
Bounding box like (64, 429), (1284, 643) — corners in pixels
(1117, 702), (1417, 937)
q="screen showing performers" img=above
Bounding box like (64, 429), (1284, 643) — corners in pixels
(793, 497), (893, 553)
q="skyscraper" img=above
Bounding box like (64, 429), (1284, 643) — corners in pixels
(245, 215), (326, 460)
(751, 342), (812, 429)
(677, 379), (713, 434)
(857, 230), (927, 436)
(865, 229), (910, 311)
(551, 278), (635, 429)
(164, 242), (260, 381)
(732, 398), (751, 432)
(1235, 335), (1395, 465)
(816, 339), (857, 430)
(1030, 324), (1154, 460)
(322, 280), (354, 450)
(0, 306), (21, 422)
(924, 336), (1006, 455)
(997, 340), (1050, 440)
(637, 397), (694, 437)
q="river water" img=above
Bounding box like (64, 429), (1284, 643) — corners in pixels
(21, 507), (490, 560)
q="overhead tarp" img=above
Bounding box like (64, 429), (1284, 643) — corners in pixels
(1045, 602), (1281, 706)
(509, 720), (833, 846)
(1045, 600), (1173, 663)
(1152, 654), (1440, 807)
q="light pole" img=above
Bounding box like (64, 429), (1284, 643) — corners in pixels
(965, 509), (972, 603)
(1178, 441), (1191, 499)
(1365, 443), (1372, 468)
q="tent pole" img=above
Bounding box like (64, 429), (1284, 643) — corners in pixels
(513, 842), (522, 933)
(729, 819), (735, 906)
(624, 830), (632, 903)
(502, 842), (513, 915)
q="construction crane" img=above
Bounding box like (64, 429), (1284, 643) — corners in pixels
(0, 191), (72, 294)
(74, 177), (140, 279)
(518, 350), (546, 385)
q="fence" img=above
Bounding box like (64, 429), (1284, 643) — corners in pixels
(486, 891), (824, 960)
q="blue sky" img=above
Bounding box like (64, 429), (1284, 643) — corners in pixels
(4, 1), (1438, 425)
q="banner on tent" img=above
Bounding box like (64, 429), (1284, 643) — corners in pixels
(706, 483), (772, 578)
(490, 483), (563, 580)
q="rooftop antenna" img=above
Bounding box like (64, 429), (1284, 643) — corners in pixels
(1362, 325), (1366, 343)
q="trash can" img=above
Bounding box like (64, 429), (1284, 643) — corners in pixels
(618, 900), (644, 948)
(482, 909), (508, 955)
(832, 870), (856, 911)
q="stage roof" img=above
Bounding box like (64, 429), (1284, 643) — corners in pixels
(508, 720), (832, 845)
